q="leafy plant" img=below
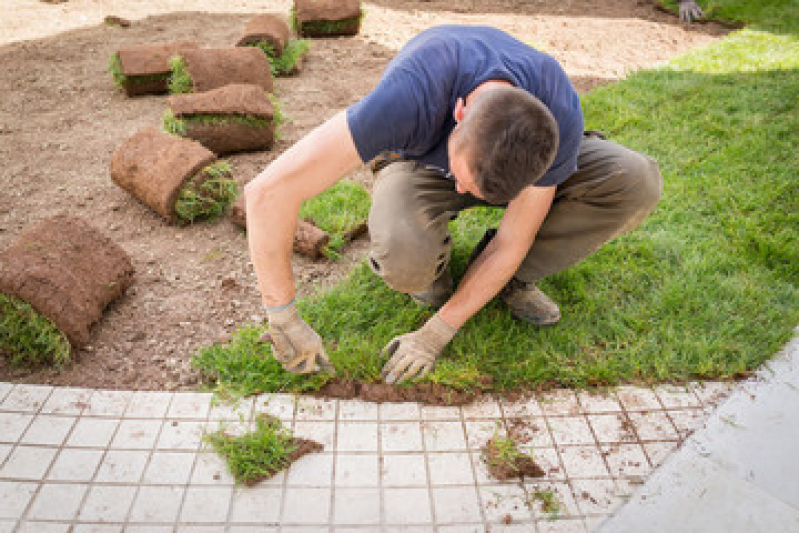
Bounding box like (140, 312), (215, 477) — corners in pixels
(0, 293), (70, 367)
(174, 161), (238, 224)
(204, 414), (297, 485)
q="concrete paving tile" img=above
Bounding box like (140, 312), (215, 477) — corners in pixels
(125, 527), (173, 533)
(285, 451), (333, 487)
(385, 523), (433, 532)
(614, 386), (662, 412)
(0, 385), (52, 413)
(254, 393), (296, 421)
(381, 422), (423, 453)
(422, 421), (467, 451)
(337, 422), (378, 452)
(0, 481), (37, 519)
(20, 414), (75, 446)
(627, 411), (678, 442)
(142, 451), (196, 484)
(600, 443), (650, 478)
(665, 408), (707, 440)
(383, 487), (433, 531)
(156, 420), (205, 451)
(478, 523), (535, 533)
(479, 484), (534, 523)
(599, 446), (799, 533)
(577, 390), (623, 414)
(0, 445), (10, 464)
(587, 413), (636, 444)
(15, 523), (71, 533)
(536, 517), (588, 533)
(40, 388), (92, 415)
(332, 487), (381, 525)
(427, 452), (475, 486)
(501, 394), (544, 418)
(461, 396), (502, 420)
(532, 447), (567, 481)
(228, 527), (279, 533)
(338, 399), (379, 421)
(431, 485), (483, 524)
(570, 478), (625, 516)
(294, 396), (337, 421)
(47, 448), (104, 481)
(548, 417), (596, 447)
(293, 420), (336, 450)
(27, 482), (88, 520)
(95, 450), (149, 483)
(653, 384), (701, 409)
(281, 487), (330, 524)
(436, 525), (483, 532)
(128, 485), (185, 522)
(0, 521), (14, 533)
(538, 390), (581, 416)
(67, 418), (119, 448)
(71, 525), (123, 533)
(381, 453), (428, 487)
(124, 391), (173, 419)
(558, 445), (611, 478)
(0, 412), (33, 443)
(379, 401), (421, 421)
(110, 419), (161, 449)
(179, 486), (233, 523)
(84, 390), (132, 417)
(691, 381), (736, 409)
(207, 397), (254, 423)
(0, 445), (57, 479)
(190, 451), (236, 485)
(525, 480), (581, 519)
(643, 441), (679, 468)
(228, 486), (282, 522)
(507, 416), (553, 449)
(0, 384), (11, 403)
(78, 485), (137, 522)
(334, 453), (379, 487)
(464, 419), (504, 450)
(166, 392), (212, 420)
(420, 405), (461, 421)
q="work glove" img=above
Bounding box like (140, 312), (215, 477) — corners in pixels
(381, 314), (456, 384)
(264, 302), (334, 374)
(679, 0), (704, 23)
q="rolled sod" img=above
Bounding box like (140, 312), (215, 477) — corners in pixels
(109, 41), (198, 96)
(0, 214), (134, 361)
(169, 47), (273, 95)
(236, 14), (310, 76)
(165, 84), (276, 154)
(110, 127), (237, 224)
(230, 194), (331, 260)
(293, 0), (363, 38)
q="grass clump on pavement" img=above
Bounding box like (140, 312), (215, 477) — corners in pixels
(204, 414), (305, 485)
(195, 0), (799, 396)
(0, 294), (70, 367)
(174, 161), (238, 224)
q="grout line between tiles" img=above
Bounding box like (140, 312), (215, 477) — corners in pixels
(419, 406), (438, 532)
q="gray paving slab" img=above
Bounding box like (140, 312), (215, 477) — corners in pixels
(599, 332), (799, 533)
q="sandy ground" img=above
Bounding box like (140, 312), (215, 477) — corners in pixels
(0, 0), (728, 390)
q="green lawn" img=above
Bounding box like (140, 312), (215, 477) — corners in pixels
(193, 0), (799, 396)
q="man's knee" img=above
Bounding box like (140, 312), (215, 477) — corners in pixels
(613, 152), (663, 232)
(369, 241), (449, 293)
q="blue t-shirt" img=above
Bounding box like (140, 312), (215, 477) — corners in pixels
(347, 25), (584, 188)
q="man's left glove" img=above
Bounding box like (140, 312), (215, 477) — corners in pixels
(381, 314), (456, 384)
(264, 302), (334, 374)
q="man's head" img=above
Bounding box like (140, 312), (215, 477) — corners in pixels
(448, 85), (559, 204)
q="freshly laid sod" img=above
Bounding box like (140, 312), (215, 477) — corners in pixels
(174, 161), (238, 224)
(0, 293), (71, 367)
(194, 1), (799, 397)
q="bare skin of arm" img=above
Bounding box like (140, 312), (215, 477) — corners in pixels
(245, 111), (362, 308)
(438, 184), (556, 330)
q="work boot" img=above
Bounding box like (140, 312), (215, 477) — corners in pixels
(501, 277), (561, 326)
(410, 269), (453, 309)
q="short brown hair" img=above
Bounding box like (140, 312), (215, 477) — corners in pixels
(455, 86), (559, 204)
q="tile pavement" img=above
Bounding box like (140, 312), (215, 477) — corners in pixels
(0, 380), (735, 531)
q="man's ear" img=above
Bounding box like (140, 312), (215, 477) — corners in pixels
(453, 97), (465, 123)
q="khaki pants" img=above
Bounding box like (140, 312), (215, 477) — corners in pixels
(367, 134), (663, 293)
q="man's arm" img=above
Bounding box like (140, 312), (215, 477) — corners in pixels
(438, 184), (556, 329)
(381, 184), (556, 384)
(245, 111), (362, 308)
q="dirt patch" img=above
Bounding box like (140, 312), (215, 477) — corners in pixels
(481, 436), (546, 481)
(0, 1), (728, 391)
(313, 376), (493, 406)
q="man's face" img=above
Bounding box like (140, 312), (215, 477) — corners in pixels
(448, 126), (484, 199)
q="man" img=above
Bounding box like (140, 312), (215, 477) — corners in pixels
(245, 25), (662, 384)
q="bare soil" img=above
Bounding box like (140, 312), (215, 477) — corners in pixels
(0, 0), (728, 391)
(481, 436), (546, 481)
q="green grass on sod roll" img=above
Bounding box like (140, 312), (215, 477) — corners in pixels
(0, 293), (71, 367)
(168, 56), (194, 94)
(174, 161), (238, 224)
(248, 39), (310, 76)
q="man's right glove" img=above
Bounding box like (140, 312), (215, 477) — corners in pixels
(381, 314), (456, 384)
(264, 302), (334, 374)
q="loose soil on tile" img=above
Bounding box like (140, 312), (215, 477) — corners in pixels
(481, 436), (546, 481)
(0, 0), (728, 392)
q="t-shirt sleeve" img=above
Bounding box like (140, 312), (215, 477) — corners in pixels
(346, 68), (451, 164)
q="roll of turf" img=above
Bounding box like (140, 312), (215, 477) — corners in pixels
(170, 47), (273, 94)
(109, 41), (199, 96)
(293, 0), (362, 37)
